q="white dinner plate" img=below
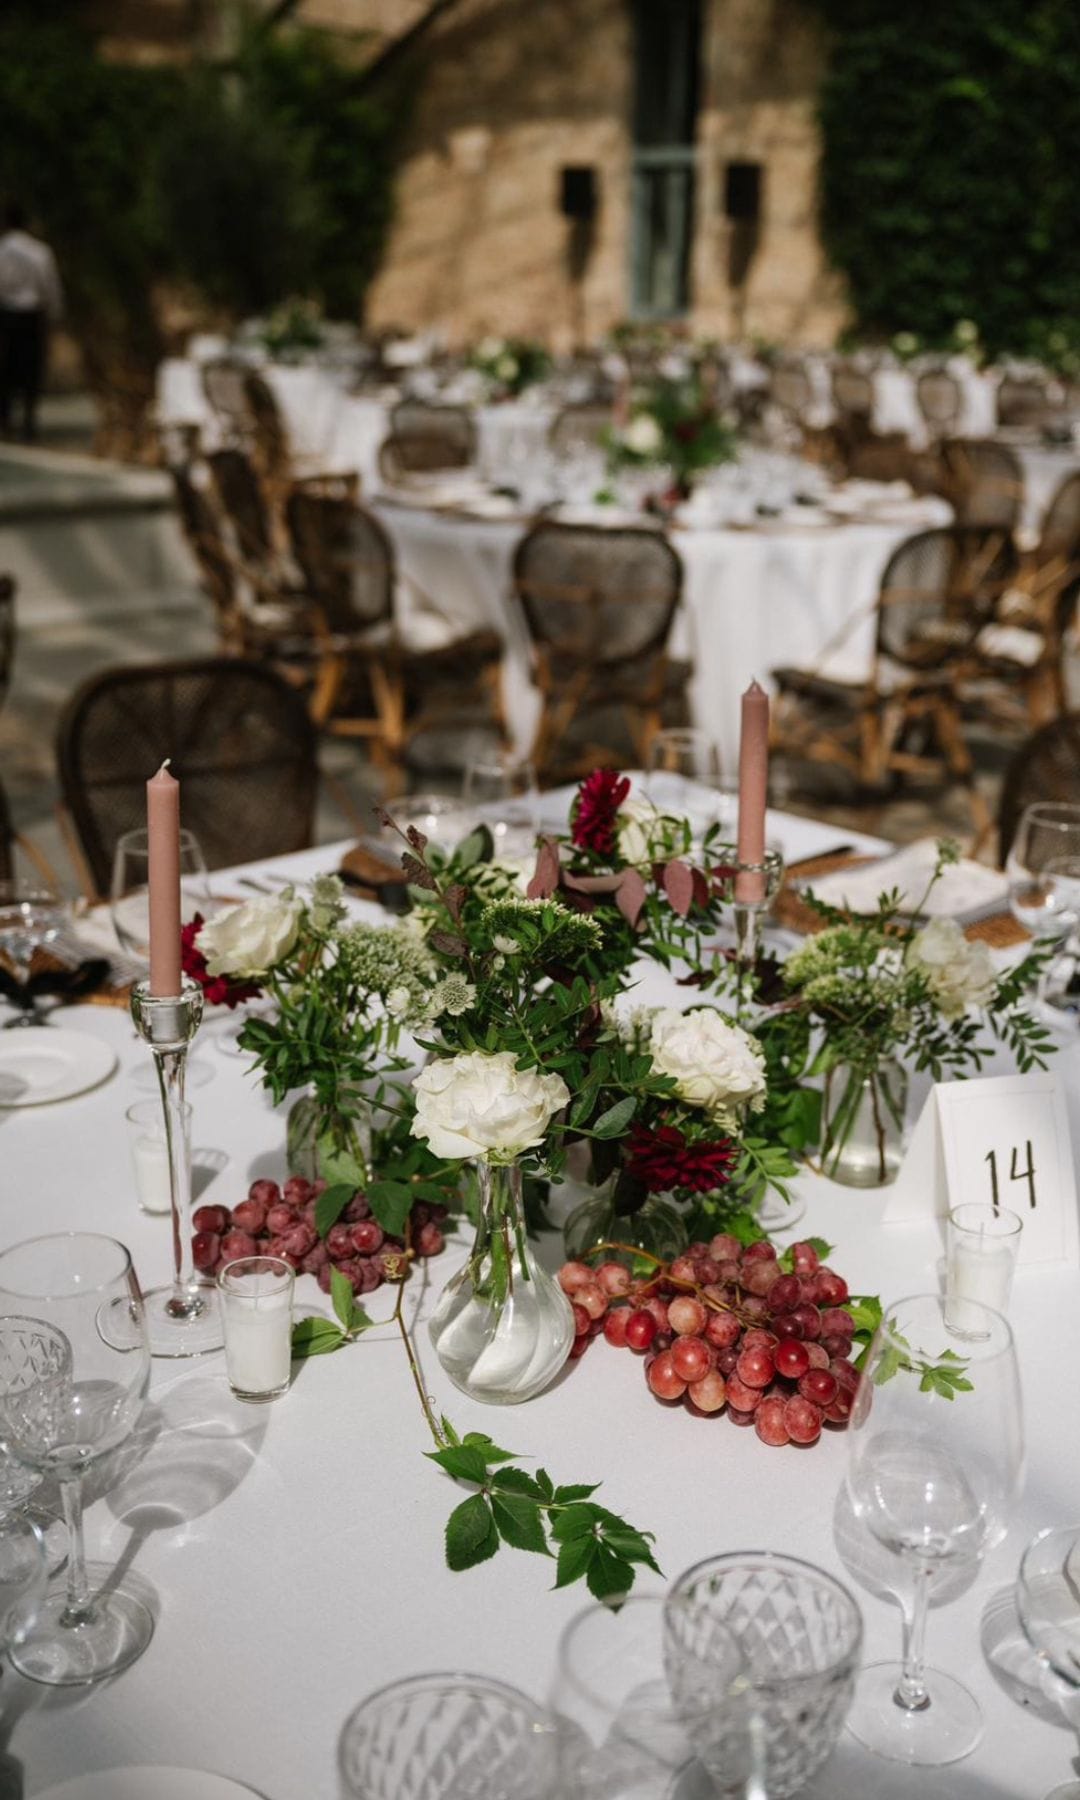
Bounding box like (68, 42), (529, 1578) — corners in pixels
(0, 1028), (117, 1107)
(36, 1768), (267, 1800)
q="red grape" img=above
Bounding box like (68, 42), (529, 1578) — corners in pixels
(741, 1328), (778, 1354)
(742, 1259), (782, 1296)
(283, 1176), (314, 1207)
(192, 1230), (220, 1271)
(773, 1312), (804, 1340)
(736, 1347), (776, 1389)
(326, 1223), (354, 1262)
(742, 1240), (777, 1263)
(577, 1283), (607, 1322)
(569, 1334), (592, 1361)
(193, 1205), (229, 1235)
(687, 1370), (727, 1413)
(350, 1221), (384, 1256)
(639, 1296), (670, 1333)
(784, 1395), (823, 1445)
(596, 1261), (632, 1297)
(647, 1351), (687, 1401)
(266, 1203), (297, 1235)
(805, 1343), (831, 1370)
(668, 1296), (707, 1336)
(342, 1195), (370, 1222)
(231, 1197), (267, 1235)
(572, 1303), (591, 1337)
(824, 1389), (854, 1424)
(301, 1242), (329, 1275)
(705, 1310), (741, 1349)
(671, 1336), (712, 1383)
(669, 1256), (698, 1284)
(755, 1396), (791, 1446)
(815, 1268), (849, 1305)
(725, 1373), (764, 1413)
(416, 1222), (444, 1256)
(558, 1261), (595, 1294)
(716, 1346), (740, 1376)
(247, 1179), (280, 1208)
(792, 1304), (822, 1341)
(708, 1233), (742, 1262)
(766, 1274), (802, 1312)
(624, 1310), (657, 1352)
(727, 1406), (756, 1427)
(799, 1369), (838, 1406)
(821, 1307), (855, 1338)
(774, 1339), (810, 1381)
(830, 1358), (860, 1392)
(220, 1229), (257, 1263)
(791, 1241), (821, 1276)
(603, 1308), (630, 1348)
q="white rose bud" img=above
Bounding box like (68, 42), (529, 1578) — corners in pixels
(198, 892), (302, 979)
(623, 413), (663, 456)
(410, 1050), (570, 1162)
(649, 1007), (766, 1125)
(906, 918), (997, 1018)
(617, 794), (663, 866)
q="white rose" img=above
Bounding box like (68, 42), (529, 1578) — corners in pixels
(198, 892), (302, 979)
(623, 413), (663, 456)
(906, 918), (997, 1018)
(495, 354), (519, 383)
(649, 1007), (767, 1124)
(410, 1050), (570, 1162)
(477, 336), (503, 360)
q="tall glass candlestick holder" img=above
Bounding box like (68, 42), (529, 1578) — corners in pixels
(130, 975), (222, 1356)
(716, 849), (785, 990)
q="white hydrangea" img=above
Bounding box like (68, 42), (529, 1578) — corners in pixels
(649, 1007), (767, 1126)
(906, 918), (997, 1019)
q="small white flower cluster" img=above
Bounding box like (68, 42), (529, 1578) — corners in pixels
(337, 923), (440, 1026)
(905, 918), (997, 1020)
(411, 1050), (569, 1162)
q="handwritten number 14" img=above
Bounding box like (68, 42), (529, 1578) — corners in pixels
(985, 1142), (1037, 1212)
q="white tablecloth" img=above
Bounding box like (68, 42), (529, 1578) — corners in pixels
(376, 503), (948, 774)
(5, 826), (1079, 1800)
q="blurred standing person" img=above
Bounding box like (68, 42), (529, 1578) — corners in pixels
(0, 202), (63, 442)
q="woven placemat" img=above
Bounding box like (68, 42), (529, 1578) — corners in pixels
(775, 852), (1028, 948)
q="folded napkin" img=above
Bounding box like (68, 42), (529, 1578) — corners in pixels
(805, 838), (1008, 921)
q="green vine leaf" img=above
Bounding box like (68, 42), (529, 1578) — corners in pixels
(314, 1182), (355, 1240)
(290, 1316), (346, 1358)
(445, 1493), (500, 1571)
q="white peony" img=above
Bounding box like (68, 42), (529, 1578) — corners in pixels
(649, 1007), (767, 1125)
(906, 918), (997, 1018)
(623, 413), (663, 456)
(198, 892), (302, 979)
(410, 1050), (570, 1162)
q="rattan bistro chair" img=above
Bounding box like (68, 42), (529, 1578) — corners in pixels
(941, 438), (1024, 533)
(771, 527), (1003, 828)
(998, 712), (1080, 865)
(388, 401), (475, 465)
(201, 360), (256, 448)
(996, 375), (1051, 432)
(56, 658), (318, 896)
(831, 364), (874, 429)
(513, 521), (684, 781)
(285, 489), (507, 788)
(916, 368), (963, 439)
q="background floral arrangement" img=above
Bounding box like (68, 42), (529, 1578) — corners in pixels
(468, 334), (552, 398)
(604, 372), (738, 498)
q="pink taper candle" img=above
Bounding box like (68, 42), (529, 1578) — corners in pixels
(147, 760), (183, 996)
(735, 679), (769, 903)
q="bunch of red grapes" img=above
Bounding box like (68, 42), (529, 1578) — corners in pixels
(191, 1175), (448, 1296)
(559, 1234), (860, 1448)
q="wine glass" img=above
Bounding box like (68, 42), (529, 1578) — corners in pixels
(461, 754), (540, 863)
(664, 1552), (862, 1798)
(845, 1291), (1024, 1764)
(1018, 1524), (1080, 1799)
(338, 1672), (563, 1799)
(110, 827), (208, 964)
(0, 879), (65, 1027)
(0, 1514), (47, 1653)
(1007, 806), (1080, 1013)
(646, 729), (735, 842)
(0, 1234), (153, 1685)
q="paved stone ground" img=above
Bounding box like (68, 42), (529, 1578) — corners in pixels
(0, 394), (1054, 893)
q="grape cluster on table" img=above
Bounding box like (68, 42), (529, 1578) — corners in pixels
(558, 1235), (860, 1448)
(192, 1176), (448, 1296)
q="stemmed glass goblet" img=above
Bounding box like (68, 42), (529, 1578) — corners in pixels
(646, 729), (735, 843)
(461, 753), (540, 864)
(1007, 804), (1080, 1014)
(110, 827), (208, 964)
(0, 1233), (152, 1685)
(1018, 1523), (1080, 1800)
(0, 879), (65, 1026)
(845, 1291), (1024, 1765)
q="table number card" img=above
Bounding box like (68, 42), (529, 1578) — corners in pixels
(883, 1072), (1079, 1267)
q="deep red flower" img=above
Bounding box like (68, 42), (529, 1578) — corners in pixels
(181, 914), (262, 1010)
(572, 769), (632, 858)
(624, 1122), (737, 1194)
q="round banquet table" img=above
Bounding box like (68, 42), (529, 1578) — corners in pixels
(6, 820), (1080, 1800)
(377, 500), (950, 776)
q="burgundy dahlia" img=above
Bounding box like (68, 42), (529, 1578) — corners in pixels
(572, 769), (632, 858)
(625, 1122), (737, 1194)
(181, 914), (262, 1010)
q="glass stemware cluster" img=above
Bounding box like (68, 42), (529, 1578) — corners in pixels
(1007, 802), (1080, 1014)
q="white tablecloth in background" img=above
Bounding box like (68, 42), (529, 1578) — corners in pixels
(5, 827), (1080, 1800)
(377, 503), (948, 774)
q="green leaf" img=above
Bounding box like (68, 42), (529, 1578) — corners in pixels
(445, 1493), (500, 1571)
(330, 1266), (356, 1332)
(314, 1182), (355, 1240)
(290, 1316), (346, 1358)
(590, 1096), (638, 1139)
(441, 1416), (461, 1446)
(552, 1483), (600, 1504)
(555, 1535), (596, 1589)
(461, 1432), (516, 1466)
(535, 1468), (555, 1501)
(550, 1503), (599, 1543)
(491, 1492), (550, 1556)
(455, 824), (494, 868)
(597, 1524), (662, 1574)
(585, 1544), (634, 1603)
(316, 1134), (367, 1191)
(365, 1179), (413, 1237)
(426, 1444), (490, 1484)
(492, 1467), (547, 1501)
(347, 1302), (375, 1336)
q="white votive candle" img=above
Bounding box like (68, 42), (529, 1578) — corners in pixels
(945, 1202), (1022, 1338)
(125, 1098), (192, 1216)
(219, 1256), (294, 1401)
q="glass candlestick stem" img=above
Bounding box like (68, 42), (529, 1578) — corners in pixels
(130, 976), (222, 1357)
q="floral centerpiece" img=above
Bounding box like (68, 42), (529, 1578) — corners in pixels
(468, 335), (552, 399)
(604, 372), (737, 507)
(255, 296), (326, 361)
(760, 843), (1052, 1187)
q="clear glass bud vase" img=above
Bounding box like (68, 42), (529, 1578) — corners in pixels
(429, 1160), (574, 1404)
(821, 1056), (907, 1188)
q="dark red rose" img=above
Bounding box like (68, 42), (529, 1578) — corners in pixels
(181, 914), (262, 1010)
(572, 769), (632, 858)
(624, 1122), (737, 1194)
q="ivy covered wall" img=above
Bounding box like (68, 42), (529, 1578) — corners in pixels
(811, 0), (1080, 360)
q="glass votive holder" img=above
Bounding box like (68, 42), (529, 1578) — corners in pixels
(125, 1097), (192, 1216)
(338, 1672), (563, 1800)
(218, 1256), (294, 1402)
(945, 1202), (1023, 1337)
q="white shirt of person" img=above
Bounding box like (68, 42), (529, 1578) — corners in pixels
(0, 231), (63, 320)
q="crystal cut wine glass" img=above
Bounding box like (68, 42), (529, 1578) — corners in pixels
(664, 1551), (862, 1798)
(338, 1672), (563, 1800)
(1018, 1523), (1080, 1800)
